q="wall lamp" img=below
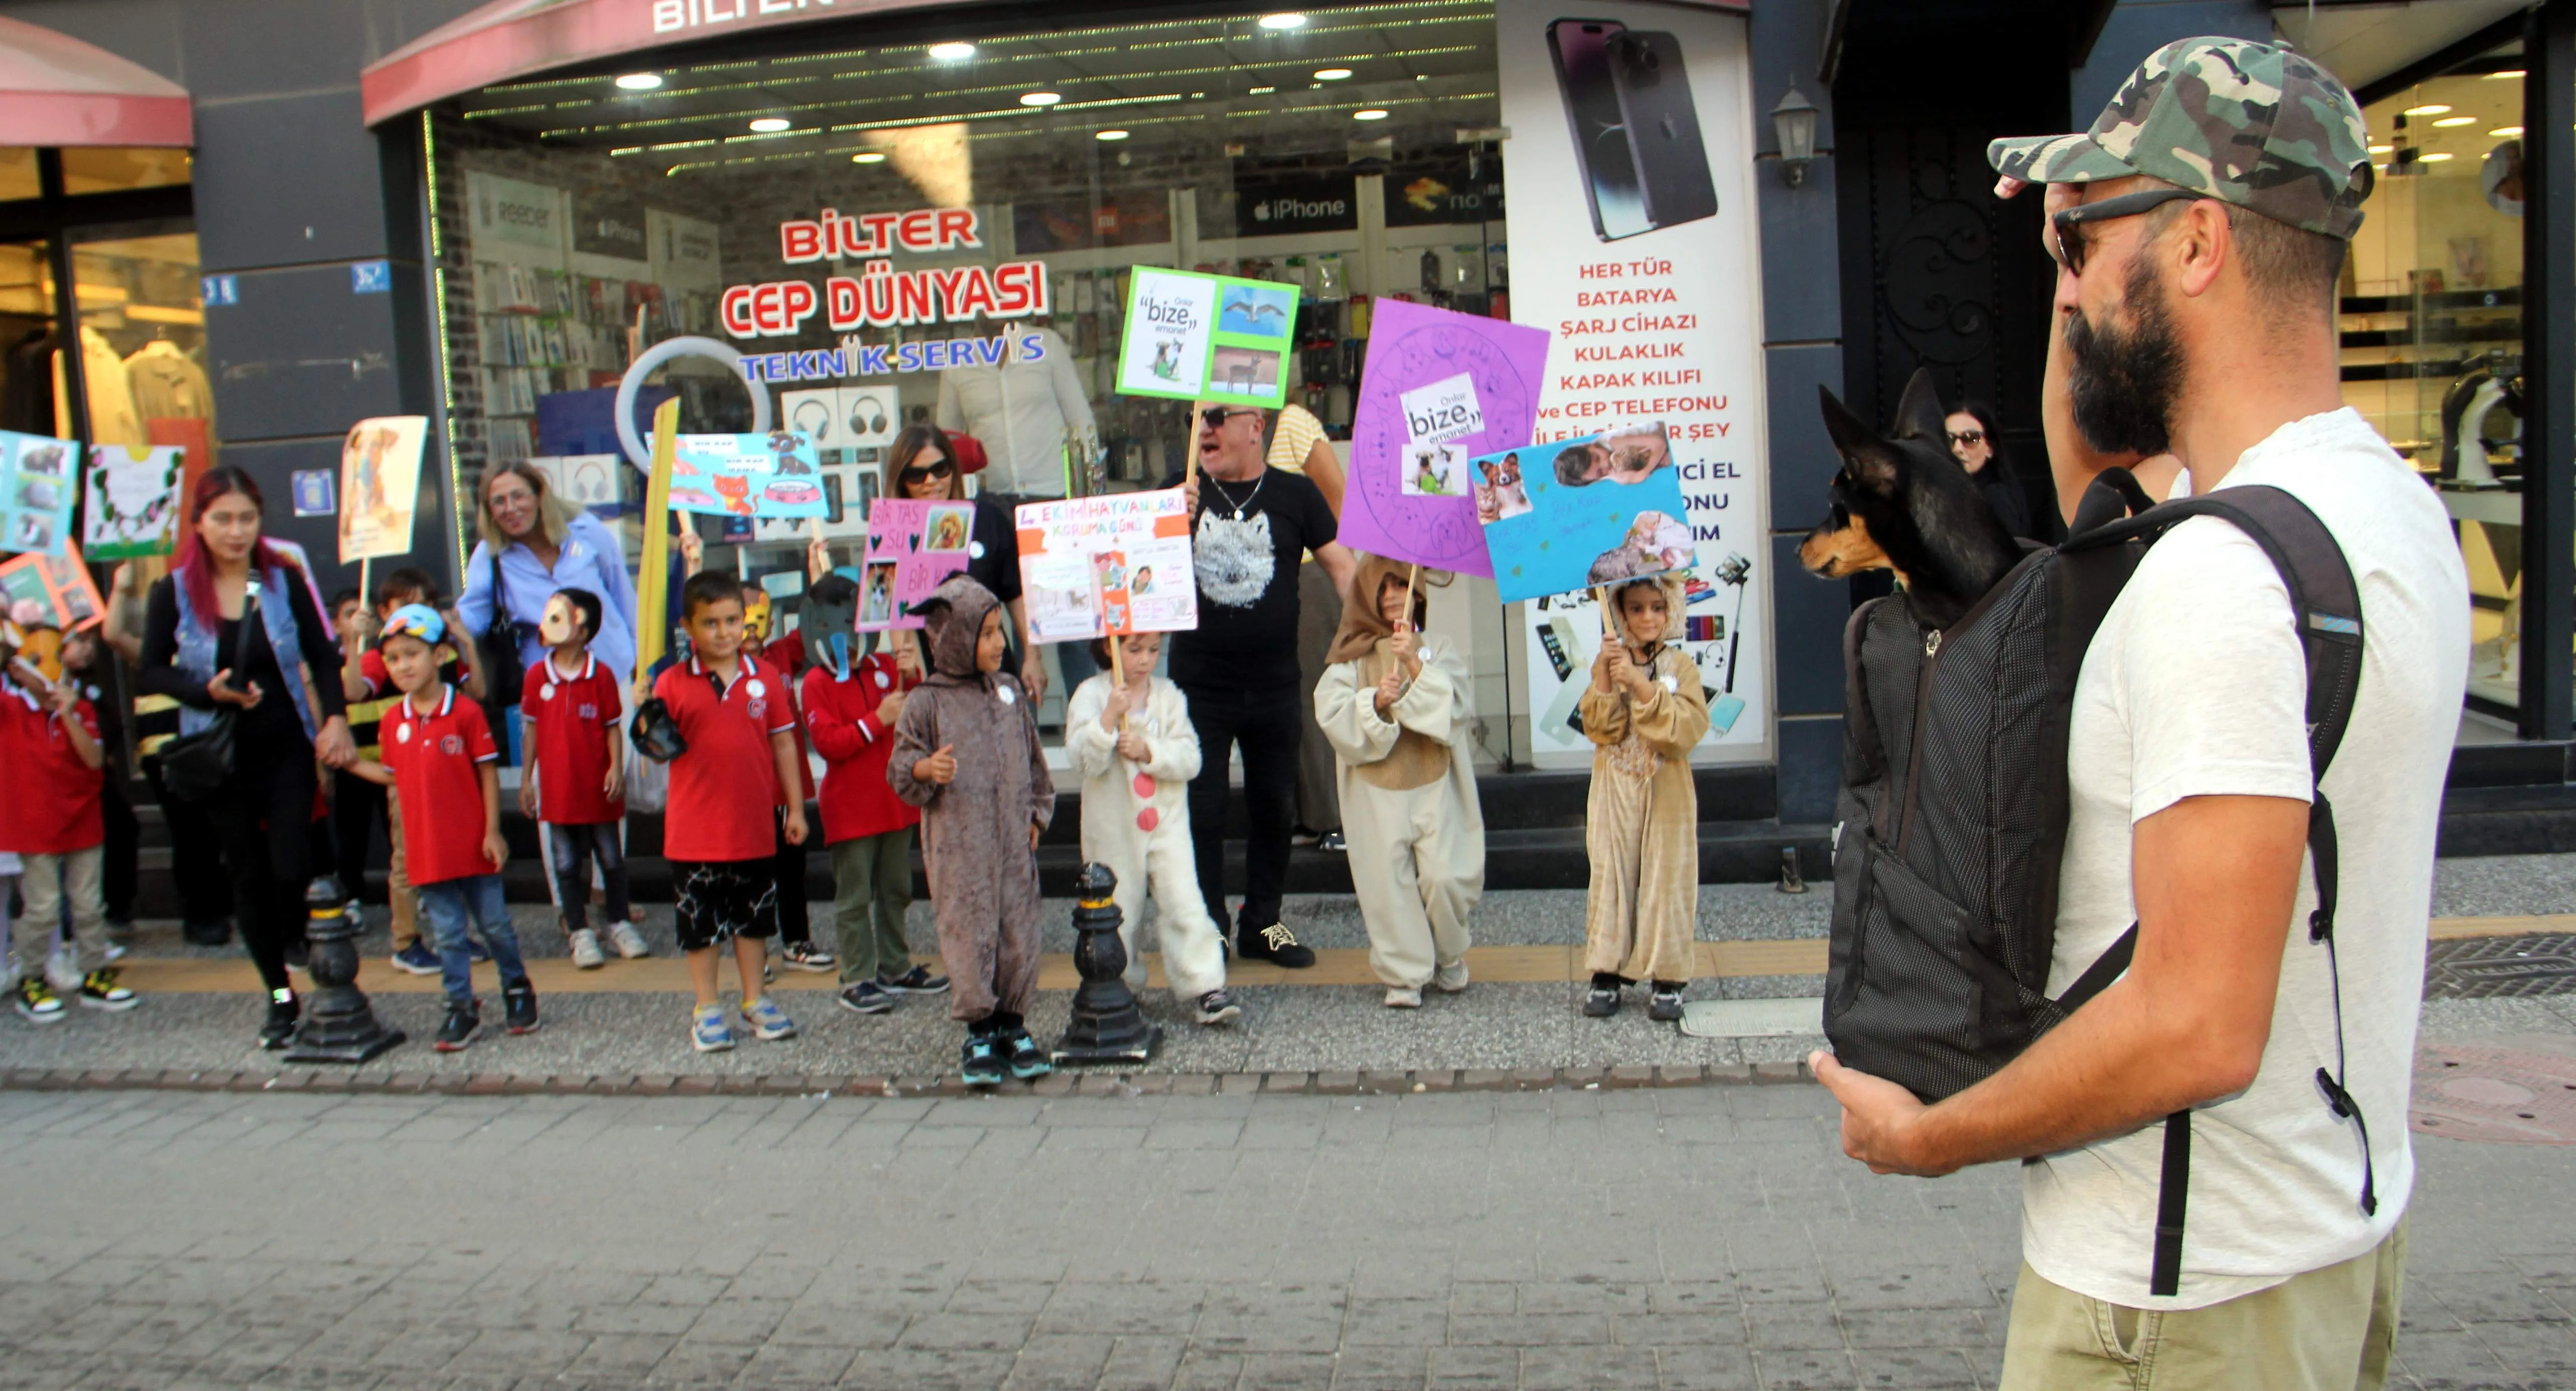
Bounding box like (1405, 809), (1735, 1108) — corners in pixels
(1772, 83), (1819, 186)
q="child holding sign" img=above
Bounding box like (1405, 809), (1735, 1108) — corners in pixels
(1578, 576), (1708, 1022)
(1315, 556), (1484, 1008)
(1064, 631), (1240, 1027)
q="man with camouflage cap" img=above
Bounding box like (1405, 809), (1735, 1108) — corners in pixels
(1810, 37), (2468, 1389)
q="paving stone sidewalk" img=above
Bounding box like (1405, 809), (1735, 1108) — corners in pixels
(3, 1085), (2568, 1390)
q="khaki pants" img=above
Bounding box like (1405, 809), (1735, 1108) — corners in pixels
(2001, 1220), (2406, 1391)
(386, 798), (418, 950)
(14, 847), (108, 981)
(830, 828), (914, 985)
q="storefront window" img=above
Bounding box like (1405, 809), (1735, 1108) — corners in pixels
(0, 148), (38, 203)
(59, 145), (192, 195)
(0, 240), (56, 435)
(2340, 52), (2525, 717)
(68, 225), (212, 448)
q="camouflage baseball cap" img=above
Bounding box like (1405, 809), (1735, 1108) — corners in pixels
(1988, 36), (2374, 239)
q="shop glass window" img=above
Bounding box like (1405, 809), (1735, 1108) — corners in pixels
(0, 148), (38, 203)
(0, 240), (56, 436)
(67, 225), (212, 448)
(2339, 52), (2525, 719)
(59, 146), (193, 195)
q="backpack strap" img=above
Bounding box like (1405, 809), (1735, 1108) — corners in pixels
(2056, 483), (2370, 1298)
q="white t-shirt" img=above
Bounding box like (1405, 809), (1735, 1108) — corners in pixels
(2024, 408), (2468, 1310)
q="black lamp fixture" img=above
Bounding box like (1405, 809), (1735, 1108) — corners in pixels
(1772, 82), (1819, 186)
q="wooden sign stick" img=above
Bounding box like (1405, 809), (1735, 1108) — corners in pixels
(1402, 563), (1419, 626)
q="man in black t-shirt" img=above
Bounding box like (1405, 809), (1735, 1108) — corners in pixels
(1163, 405), (1357, 966)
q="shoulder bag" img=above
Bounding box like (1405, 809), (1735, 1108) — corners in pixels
(158, 583), (259, 802)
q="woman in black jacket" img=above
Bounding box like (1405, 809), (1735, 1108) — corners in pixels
(1943, 400), (2043, 542)
(137, 467), (356, 1047)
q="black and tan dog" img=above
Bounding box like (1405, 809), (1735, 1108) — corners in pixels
(1798, 368), (2021, 630)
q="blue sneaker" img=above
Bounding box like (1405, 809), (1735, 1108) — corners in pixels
(960, 1035), (1005, 1087)
(740, 995), (797, 1042)
(1003, 1029), (1053, 1081)
(835, 981), (896, 1015)
(390, 942), (440, 975)
(691, 1006), (734, 1053)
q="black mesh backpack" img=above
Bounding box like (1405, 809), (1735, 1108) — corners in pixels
(1826, 468), (2374, 1297)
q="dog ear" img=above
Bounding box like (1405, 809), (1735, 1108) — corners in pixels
(1890, 368), (1947, 443)
(1818, 385), (1873, 454)
(1818, 386), (1903, 497)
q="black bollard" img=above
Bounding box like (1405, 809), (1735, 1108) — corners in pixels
(1051, 862), (1162, 1065)
(284, 876), (407, 1064)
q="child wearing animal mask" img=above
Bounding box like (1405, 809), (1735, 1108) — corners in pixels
(888, 575), (1055, 1088)
(519, 587), (635, 969)
(1578, 575), (1708, 1022)
(1315, 556), (1485, 1009)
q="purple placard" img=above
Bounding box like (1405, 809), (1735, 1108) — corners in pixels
(1338, 300), (1549, 578)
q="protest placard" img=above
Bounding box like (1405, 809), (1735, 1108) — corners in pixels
(0, 545), (105, 632)
(1012, 490), (1195, 643)
(1340, 300), (1548, 577)
(0, 430), (80, 555)
(338, 416), (428, 563)
(83, 444), (185, 559)
(667, 431), (830, 520)
(1115, 268), (1298, 410)
(1475, 421), (1695, 604)
(855, 498), (975, 632)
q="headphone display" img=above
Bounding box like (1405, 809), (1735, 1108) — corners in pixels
(848, 390), (891, 441)
(791, 398), (833, 440)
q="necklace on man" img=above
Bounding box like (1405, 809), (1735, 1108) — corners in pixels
(1206, 471), (1264, 519)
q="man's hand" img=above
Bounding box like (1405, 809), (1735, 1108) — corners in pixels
(915, 744), (957, 784)
(1182, 476), (1200, 514)
(482, 830), (509, 869)
(783, 806), (808, 846)
(1810, 1052), (1951, 1176)
(1115, 730), (1151, 763)
(875, 688), (907, 726)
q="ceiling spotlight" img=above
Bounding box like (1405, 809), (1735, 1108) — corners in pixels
(2492, 124), (2526, 137)
(1096, 129), (1130, 141)
(928, 41), (976, 60)
(1021, 91), (1061, 106)
(614, 73), (664, 91)
(1315, 68), (1353, 81)
(2432, 115), (2476, 127)
(1259, 13), (1308, 29)
(1248, 85), (1276, 95)
(2402, 103), (2452, 116)
(748, 117), (791, 133)
(851, 151), (887, 163)
(2418, 151), (2455, 162)
(2368, 143), (2393, 154)
(1353, 108), (1389, 121)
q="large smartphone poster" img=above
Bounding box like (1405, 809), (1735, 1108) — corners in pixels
(1499, 0), (1770, 763)
(1012, 490), (1197, 643)
(1341, 299), (1549, 578)
(338, 416), (428, 563)
(1114, 268), (1298, 410)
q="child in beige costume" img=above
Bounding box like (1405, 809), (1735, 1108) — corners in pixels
(1579, 574), (1707, 1022)
(1315, 554), (1485, 1009)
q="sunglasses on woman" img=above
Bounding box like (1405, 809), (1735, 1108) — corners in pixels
(2048, 186), (2207, 278)
(896, 459), (955, 485)
(1947, 429), (1986, 449)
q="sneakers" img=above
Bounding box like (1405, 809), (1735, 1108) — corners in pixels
(1432, 959), (1470, 993)
(78, 970), (137, 1012)
(608, 922), (652, 959)
(1384, 985), (1424, 1009)
(260, 990), (299, 1049)
(836, 981), (896, 1015)
(1002, 1028), (1053, 1081)
(780, 940), (837, 972)
(1647, 985), (1686, 1022)
(1194, 989), (1242, 1026)
(434, 1001), (480, 1052)
(960, 1034), (1005, 1087)
(503, 981), (540, 1035)
(741, 995), (798, 1042)
(568, 928), (606, 969)
(1317, 830), (1347, 852)
(1582, 984), (1621, 1018)
(13, 975), (63, 1024)
(1237, 922), (1316, 969)
(878, 964), (950, 994)
(390, 942), (441, 975)
(692, 1005), (735, 1053)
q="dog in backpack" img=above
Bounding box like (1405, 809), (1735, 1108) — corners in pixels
(1797, 368), (2022, 630)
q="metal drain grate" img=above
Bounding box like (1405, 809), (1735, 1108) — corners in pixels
(2412, 1036), (2576, 1145)
(2424, 934), (2576, 1000)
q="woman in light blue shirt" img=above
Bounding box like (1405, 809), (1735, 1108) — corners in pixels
(456, 463), (638, 685)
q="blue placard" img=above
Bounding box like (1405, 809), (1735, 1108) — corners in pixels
(350, 260), (391, 294)
(291, 469), (337, 518)
(200, 275), (238, 307)
(1474, 423), (1696, 604)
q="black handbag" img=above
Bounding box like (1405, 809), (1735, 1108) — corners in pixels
(476, 547), (528, 718)
(157, 584), (257, 802)
(629, 696), (687, 763)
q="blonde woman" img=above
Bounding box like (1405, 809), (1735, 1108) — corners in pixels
(456, 463), (639, 685)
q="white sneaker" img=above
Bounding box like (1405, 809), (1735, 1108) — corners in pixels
(569, 929), (605, 969)
(1432, 959), (1470, 993)
(609, 922), (651, 959)
(1384, 985), (1423, 1009)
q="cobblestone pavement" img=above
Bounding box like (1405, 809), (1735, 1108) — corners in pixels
(4, 1086), (2569, 1390)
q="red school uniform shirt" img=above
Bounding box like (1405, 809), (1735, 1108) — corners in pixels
(379, 684), (502, 886)
(0, 679), (103, 856)
(523, 651), (625, 825)
(654, 650), (795, 864)
(800, 651), (923, 845)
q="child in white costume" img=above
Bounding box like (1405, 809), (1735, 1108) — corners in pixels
(1315, 554), (1486, 1008)
(1063, 631), (1242, 1027)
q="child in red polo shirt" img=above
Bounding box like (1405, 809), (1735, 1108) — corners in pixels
(799, 573), (945, 1016)
(3, 621), (137, 1022)
(519, 586), (637, 970)
(650, 571), (809, 1053)
(348, 606), (536, 1051)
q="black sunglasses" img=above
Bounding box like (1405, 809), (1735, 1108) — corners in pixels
(1947, 429), (1986, 448)
(896, 459), (956, 484)
(2049, 187), (2207, 277)
(1201, 407), (1258, 429)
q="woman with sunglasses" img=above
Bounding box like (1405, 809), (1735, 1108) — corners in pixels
(884, 425), (1042, 697)
(1942, 401), (2038, 541)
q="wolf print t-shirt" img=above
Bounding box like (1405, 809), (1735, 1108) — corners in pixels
(1160, 464), (1336, 690)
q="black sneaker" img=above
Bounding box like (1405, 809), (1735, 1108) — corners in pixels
(435, 1001), (481, 1052)
(259, 989), (299, 1048)
(79, 969), (138, 1012)
(1237, 922), (1316, 969)
(878, 964), (950, 995)
(1582, 984), (1621, 1018)
(1003, 1028), (1054, 1081)
(1647, 985), (1685, 1022)
(836, 981), (896, 1015)
(1317, 830), (1347, 852)
(503, 982), (540, 1035)
(960, 1034), (1005, 1087)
